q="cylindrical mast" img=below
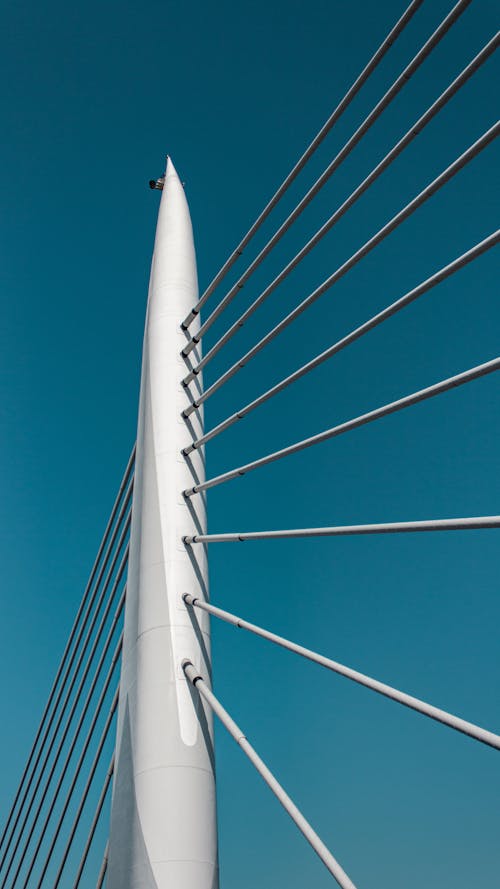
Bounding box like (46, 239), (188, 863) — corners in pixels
(107, 158), (218, 888)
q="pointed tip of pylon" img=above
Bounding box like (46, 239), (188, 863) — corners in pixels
(165, 155), (180, 181)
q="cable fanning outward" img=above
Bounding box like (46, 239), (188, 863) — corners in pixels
(181, 0), (473, 355)
(183, 122), (499, 417)
(182, 660), (358, 889)
(183, 516), (500, 544)
(183, 595), (500, 749)
(183, 358), (500, 496)
(183, 232), (499, 453)
(180, 0), (425, 331)
(182, 34), (499, 387)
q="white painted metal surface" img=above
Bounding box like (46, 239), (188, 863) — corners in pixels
(107, 159), (218, 888)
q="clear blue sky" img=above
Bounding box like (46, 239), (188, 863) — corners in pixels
(1, 0), (499, 886)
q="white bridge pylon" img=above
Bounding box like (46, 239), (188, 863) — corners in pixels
(2, 5), (498, 886)
(107, 159), (218, 888)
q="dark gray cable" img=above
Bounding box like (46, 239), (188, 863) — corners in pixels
(47, 687), (120, 889)
(72, 756), (114, 889)
(14, 581), (126, 889)
(0, 512), (130, 888)
(0, 447), (133, 861)
(95, 842), (109, 889)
